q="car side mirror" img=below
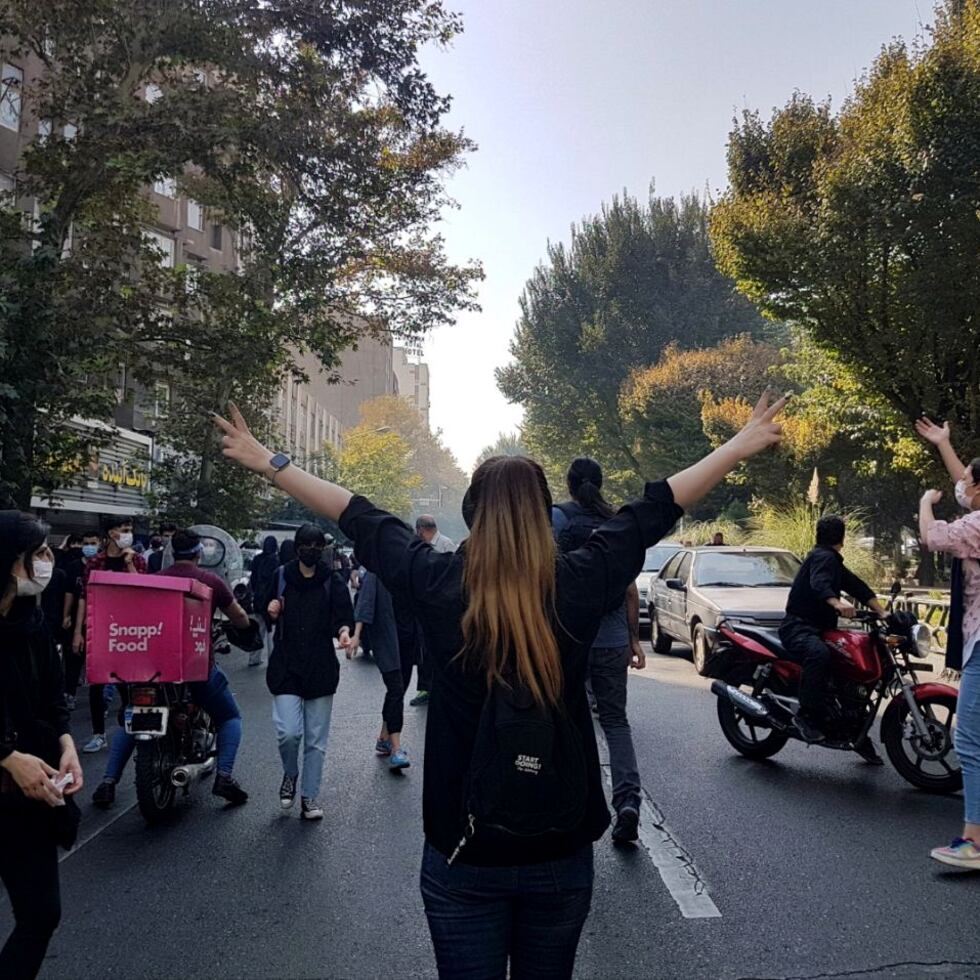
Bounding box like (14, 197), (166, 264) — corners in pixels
(665, 578), (686, 592)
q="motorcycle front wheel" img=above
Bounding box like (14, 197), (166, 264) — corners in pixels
(135, 736), (178, 825)
(716, 666), (789, 760)
(881, 693), (962, 794)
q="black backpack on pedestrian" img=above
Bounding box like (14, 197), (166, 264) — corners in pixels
(449, 678), (589, 865)
(554, 501), (603, 555)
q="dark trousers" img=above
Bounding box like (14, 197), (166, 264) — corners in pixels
(778, 616), (832, 717)
(398, 618), (432, 692)
(0, 818), (61, 980)
(420, 841), (593, 980)
(381, 668), (405, 735)
(64, 652), (84, 698)
(89, 683), (106, 735)
(589, 646), (641, 813)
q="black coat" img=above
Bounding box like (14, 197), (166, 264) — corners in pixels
(267, 561), (354, 699)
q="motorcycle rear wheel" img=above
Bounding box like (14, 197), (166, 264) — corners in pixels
(135, 737), (178, 825)
(717, 667), (790, 760)
(881, 693), (962, 795)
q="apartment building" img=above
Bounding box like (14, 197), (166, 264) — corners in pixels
(392, 345), (431, 425)
(2, 51), (239, 528)
(278, 338), (397, 467)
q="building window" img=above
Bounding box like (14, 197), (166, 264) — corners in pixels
(210, 223), (222, 251)
(144, 230), (175, 268)
(62, 122), (77, 141)
(1, 64), (23, 132)
(153, 176), (176, 198)
(37, 119), (52, 142)
(0, 172), (14, 201)
(153, 382), (170, 418)
(145, 83), (163, 104)
(186, 199), (204, 232)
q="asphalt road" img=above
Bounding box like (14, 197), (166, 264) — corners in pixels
(4, 643), (980, 980)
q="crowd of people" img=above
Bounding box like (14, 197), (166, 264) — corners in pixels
(2, 394), (980, 979)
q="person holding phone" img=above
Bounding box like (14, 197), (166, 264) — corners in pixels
(0, 511), (84, 979)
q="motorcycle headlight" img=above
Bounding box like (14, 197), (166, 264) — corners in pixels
(912, 623), (932, 657)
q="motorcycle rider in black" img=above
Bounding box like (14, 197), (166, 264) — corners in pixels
(779, 515), (886, 757)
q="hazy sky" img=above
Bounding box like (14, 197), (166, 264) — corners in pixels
(417, 0), (927, 470)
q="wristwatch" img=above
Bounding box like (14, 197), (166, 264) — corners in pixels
(266, 452), (291, 485)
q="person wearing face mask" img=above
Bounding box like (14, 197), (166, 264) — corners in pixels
(0, 512), (84, 979)
(72, 518), (146, 754)
(62, 533), (101, 710)
(915, 417), (980, 868)
(266, 524), (354, 820)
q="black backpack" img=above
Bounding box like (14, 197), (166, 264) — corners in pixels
(448, 680), (588, 866)
(554, 501), (604, 555)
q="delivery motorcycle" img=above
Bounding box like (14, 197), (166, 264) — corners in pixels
(709, 609), (962, 793)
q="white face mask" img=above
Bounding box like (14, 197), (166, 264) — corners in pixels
(16, 560), (53, 597)
(956, 480), (976, 511)
(115, 532), (134, 550)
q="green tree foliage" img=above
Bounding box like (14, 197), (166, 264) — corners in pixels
(497, 191), (770, 497)
(475, 431), (528, 469)
(711, 0), (980, 460)
(334, 426), (421, 520)
(0, 1), (480, 510)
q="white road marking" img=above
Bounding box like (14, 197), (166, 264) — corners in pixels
(598, 749), (721, 919)
(59, 801), (137, 864)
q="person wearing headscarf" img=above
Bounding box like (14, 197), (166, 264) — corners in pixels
(0, 511), (83, 978)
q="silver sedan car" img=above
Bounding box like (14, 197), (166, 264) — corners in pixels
(635, 542), (682, 632)
(649, 546), (801, 674)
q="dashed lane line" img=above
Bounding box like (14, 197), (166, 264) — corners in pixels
(598, 748), (721, 920)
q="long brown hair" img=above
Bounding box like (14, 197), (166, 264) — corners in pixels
(460, 456), (562, 706)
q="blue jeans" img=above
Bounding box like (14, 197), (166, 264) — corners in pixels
(420, 841), (593, 980)
(956, 643), (980, 825)
(104, 666), (243, 781)
(272, 695), (333, 800)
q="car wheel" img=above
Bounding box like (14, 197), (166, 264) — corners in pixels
(651, 610), (672, 655)
(691, 623), (710, 676)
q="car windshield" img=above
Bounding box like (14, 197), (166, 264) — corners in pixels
(695, 551), (800, 588)
(643, 544), (680, 572)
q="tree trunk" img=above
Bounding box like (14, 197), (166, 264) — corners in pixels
(916, 547), (936, 588)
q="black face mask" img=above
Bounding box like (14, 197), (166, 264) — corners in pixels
(297, 547), (323, 568)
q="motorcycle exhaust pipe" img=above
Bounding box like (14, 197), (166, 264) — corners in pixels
(710, 680), (770, 719)
(171, 759), (217, 788)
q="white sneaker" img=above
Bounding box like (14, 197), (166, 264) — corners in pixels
(300, 797), (324, 821)
(82, 734), (106, 753)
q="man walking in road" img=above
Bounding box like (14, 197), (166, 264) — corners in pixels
(554, 458), (646, 845)
(403, 517), (455, 706)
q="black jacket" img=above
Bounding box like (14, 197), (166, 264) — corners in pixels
(784, 546), (876, 631)
(340, 480), (682, 867)
(267, 561), (354, 699)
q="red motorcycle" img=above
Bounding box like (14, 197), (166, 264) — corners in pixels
(709, 610), (961, 793)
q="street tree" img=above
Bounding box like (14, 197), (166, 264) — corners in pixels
(334, 425), (421, 520)
(497, 190), (769, 497)
(711, 0), (980, 460)
(0, 0), (480, 511)
(475, 431), (528, 469)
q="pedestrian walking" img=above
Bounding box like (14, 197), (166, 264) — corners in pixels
(553, 458), (647, 844)
(62, 532), (100, 711)
(216, 392), (784, 979)
(415, 515), (456, 554)
(71, 518), (147, 754)
(0, 512), (83, 980)
(248, 535), (280, 666)
(344, 570), (410, 770)
(266, 524), (354, 820)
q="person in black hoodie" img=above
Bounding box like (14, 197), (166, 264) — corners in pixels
(248, 535), (280, 666)
(216, 395), (785, 980)
(266, 524), (354, 821)
(0, 512), (83, 979)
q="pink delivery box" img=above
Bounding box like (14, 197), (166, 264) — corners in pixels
(85, 571), (214, 684)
